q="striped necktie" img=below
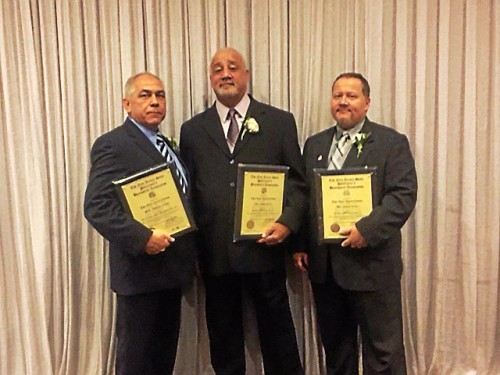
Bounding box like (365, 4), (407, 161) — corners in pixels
(330, 132), (351, 170)
(156, 133), (168, 158)
(156, 133), (188, 193)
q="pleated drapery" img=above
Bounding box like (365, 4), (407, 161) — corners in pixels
(0, 1), (499, 374)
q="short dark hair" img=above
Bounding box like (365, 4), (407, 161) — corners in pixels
(332, 72), (370, 98)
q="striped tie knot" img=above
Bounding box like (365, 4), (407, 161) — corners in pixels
(156, 132), (187, 193)
(331, 132), (351, 170)
(156, 133), (168, 158)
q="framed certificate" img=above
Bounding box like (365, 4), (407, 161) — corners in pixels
(113, 163), (196, 237)
(314, 167), (377, 244)
(234, 163), (289, 241)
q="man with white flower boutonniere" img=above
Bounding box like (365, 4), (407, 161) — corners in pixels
(181, 48), (307, 375)
(294, 72), (417, 374)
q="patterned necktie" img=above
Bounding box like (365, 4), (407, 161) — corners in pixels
(156, 133), (188, 193)
(330, 132), (351, 170)
(227, 108), (239, 152)
(156, 133), (167, 157)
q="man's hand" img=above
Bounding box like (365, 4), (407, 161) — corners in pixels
(339, 224), (368, 248)
(144, 229), (175, 255)
(257, 222), (291, 245)
(293, 252), (309, 272)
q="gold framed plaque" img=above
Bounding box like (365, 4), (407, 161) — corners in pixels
(314, 167), (377, 244)
(234, 163), (289, 241)
(113, 163), (196, 237)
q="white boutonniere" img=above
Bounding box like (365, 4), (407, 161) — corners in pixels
(241, 116), (260, 139)
(166, 136), (179, 152)
(352, 132), (371, 157)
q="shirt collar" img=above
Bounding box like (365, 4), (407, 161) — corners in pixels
(215, 94), (251, 122)
(128, 116), (161, 147)
(335, 119), (366, 140)
(129, 116), (159, 134)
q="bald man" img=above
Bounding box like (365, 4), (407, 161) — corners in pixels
(181, 48), (307, 375)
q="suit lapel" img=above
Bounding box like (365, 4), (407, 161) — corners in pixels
(312, 127), (336, 169)
(201, 105), (233, 158)
(343, 119), (375, 168)
(124, 119), (165, 164)
(231, 98), (260, 157)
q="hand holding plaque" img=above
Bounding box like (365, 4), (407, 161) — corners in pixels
(234, 164), (289, 241)
(314, 167), (376, 243)
(113, 163), (196, 237)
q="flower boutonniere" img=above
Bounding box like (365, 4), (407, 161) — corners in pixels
(166, 136), (179, 152)
(241, 116), (260, 139)
(352, 132), (371, 157)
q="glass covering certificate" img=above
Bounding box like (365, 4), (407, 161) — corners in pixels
(314, 167), (376, 243)
(234, 164), (289, 241)
(113, 163), (195, 237)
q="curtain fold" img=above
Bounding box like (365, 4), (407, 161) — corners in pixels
(0, 1), (498, 374)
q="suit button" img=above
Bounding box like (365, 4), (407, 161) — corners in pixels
(229, 159), (235, 164)
(230, 182), (235, 187)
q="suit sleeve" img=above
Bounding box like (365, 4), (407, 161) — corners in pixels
(83, 135), (152, 256)
(276, 113), (309, 234)
(356, 134), (417, 247)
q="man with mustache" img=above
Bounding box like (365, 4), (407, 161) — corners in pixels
(295, 72), (417, 374)
(84, 72), (197, 374)
(180, 48), (307, 375)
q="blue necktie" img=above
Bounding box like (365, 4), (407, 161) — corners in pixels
(156, 133), (187, 193)
(156, 133), (167, 157)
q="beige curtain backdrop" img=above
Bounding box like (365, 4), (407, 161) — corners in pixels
(0, 0), (498, 374)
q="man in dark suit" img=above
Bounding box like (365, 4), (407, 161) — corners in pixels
(84, 72), (197, 375)
(294, 72), (417, 374)
(180, 48), (307, 375)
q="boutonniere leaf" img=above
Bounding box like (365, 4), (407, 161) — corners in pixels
(241, 116), (260, 139)
(352, 132), (371, 157)
(166, 136), (179, 152)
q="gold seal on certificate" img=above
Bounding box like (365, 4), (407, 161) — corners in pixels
(234, 164), (289, 241)
(113, 163), (196, 237)
(314, 167), (376, 243)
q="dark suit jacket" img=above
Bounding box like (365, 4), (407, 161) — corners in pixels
(180, 97), (308, 276)
(303, 118), (417, 290)
(84, 118), (197, 295)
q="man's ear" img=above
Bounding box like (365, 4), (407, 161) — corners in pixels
(122, 98), (130, 113)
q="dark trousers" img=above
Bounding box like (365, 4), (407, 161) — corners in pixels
(204, 270), (303, 375)
(312, 267), (406, 375)
(115, 288), (182, 375)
